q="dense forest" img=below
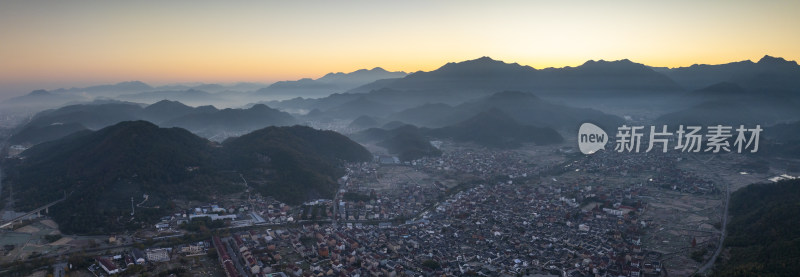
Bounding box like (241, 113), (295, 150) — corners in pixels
(2, 121), (370, 234)
(712, 179), (800, 276)
(222, 125), (372, 203)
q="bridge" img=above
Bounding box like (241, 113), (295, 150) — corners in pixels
(0, 191), (69, 229)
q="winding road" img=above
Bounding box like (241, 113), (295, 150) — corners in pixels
(697, 178), (730, 274)
(695, 156), (731, 274)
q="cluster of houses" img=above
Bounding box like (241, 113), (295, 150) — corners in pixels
(568, 151), (717, 194)
(338, 166), (443, 222)
(153, 198), (297, 233)
(92, 247), (180, 275)
(412, 148), (539, 181)
(209, 175), (663, 276)
(170, 141), (684, 276)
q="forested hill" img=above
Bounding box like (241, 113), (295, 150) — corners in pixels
(222, 125), (372, 203)
(4, 121), (370, 234)
(712, 179), (800, 276)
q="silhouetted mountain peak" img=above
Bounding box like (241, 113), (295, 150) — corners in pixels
(757, 55), (796, 66)
(147, 99), (191, 109)
(473, 56), (498, 63)
(322, 67), (393, 78)
(113, 81), (152, 90)
(103, 120), (159, 133)
(83, 120), (193, 147)
(582, 59), (631, 65)
(266, 68), (406, 94)
(196, 105), (219, 113)
(441, 56), (524, 69)
(577, 59), (648, 71)
(249, 103), (274, 110)
(417, 57), (534, 80)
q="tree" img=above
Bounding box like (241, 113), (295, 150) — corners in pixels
(422, 259), (440, 270)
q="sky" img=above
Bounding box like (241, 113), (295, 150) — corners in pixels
(1, 0), (799, 100)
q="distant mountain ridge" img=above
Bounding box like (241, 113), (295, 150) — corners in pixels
(348, 56), (682, 94)
(258, 67), (408, 99)
(268, 67), (406, 90)
(10, 100), (297, 145)
(53, 81), (153, 93)
(387, 91), (624, 130)
(163, 104), (297, 137)
(655, 55), (800, 91)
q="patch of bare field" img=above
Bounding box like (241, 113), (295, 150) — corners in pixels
(641, 187), (723, 275)
(516, 143), (568, 164)
(49, 237), (73, 246)
(14, 225), (39, 234)
(39, 219), (58, 229)
(677, 154), (770, 192)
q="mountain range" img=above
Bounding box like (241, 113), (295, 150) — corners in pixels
(4, 55), (799, 122)
(10, 100), (297, 145)
(347, 57), (682, 94)
(0, 67), (406, 114)
(257, 67), (407, 99)
(655, 55), (800, 92)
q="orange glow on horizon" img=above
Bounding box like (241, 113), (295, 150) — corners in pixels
(1, 0), (799, 94)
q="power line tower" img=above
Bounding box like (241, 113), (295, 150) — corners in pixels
(130, 197), (135, 216)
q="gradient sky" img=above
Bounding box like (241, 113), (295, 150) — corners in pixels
(1, 0), (799, 100)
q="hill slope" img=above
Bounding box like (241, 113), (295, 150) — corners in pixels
(370, 125), (443, 161)
(391, 91), (623, 130)
(222, 126), (372, 202)
(8, 121), (220, 234)
(430, 108), (564, 148)
(712, 179), (800, 276)
(5, 122), (370, 234)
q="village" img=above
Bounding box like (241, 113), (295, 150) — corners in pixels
(0, 139), (765, 277)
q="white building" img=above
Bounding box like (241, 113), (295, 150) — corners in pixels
(146, 248), (171, 262)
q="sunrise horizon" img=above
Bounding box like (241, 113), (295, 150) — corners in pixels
(2, 0), (799, 99)
(2, 53), (797, 98)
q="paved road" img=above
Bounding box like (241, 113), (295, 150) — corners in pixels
(53, 262), (68, 277)
(224, 237), (249, 277)
(332, 176), (346, 228)
(0, 192), (68, 228)
(697, 163), (731, 274)
(697, 182), (729, 274)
